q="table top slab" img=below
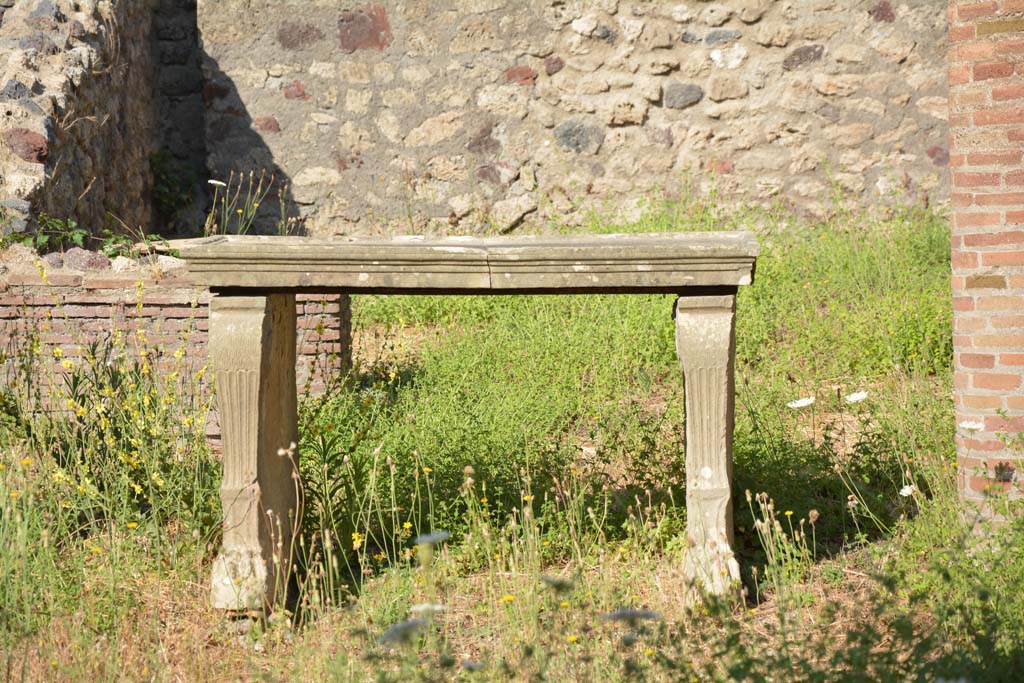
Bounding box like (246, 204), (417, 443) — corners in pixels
(179, 232), (759, 293)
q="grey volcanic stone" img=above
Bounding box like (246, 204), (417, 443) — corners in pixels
(1, 80), (28, 100)
(705, 29), (741, 46)
(664, 82), (704, 109)
(554, 119), (605, 154)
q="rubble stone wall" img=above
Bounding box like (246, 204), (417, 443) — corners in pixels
(0, 0), (161, 234)
(200, 0), (950, 236)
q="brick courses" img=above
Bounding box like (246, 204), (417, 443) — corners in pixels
(0, 264), (351, 441)
(950, 0), (1024, 501)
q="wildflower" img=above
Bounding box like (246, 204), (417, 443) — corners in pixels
(559, 601), (569, 608)
(844, 390), (869, 404)
(566, 635), (578, 643)
(402, 521), (412, 530)
(784, 510), (793, 517)
(522, 494), (534, 503)
(899, 484), (917, 498)
(61, 359), (73, 370)
(787, 397), (815, 409)
(52, 348), (63, 359)
(847, 495), (858, 509)
(352, 531), (365, 550)
(422, 467), (432, 474)
(208, 179), (227, 188)
(409, 603), (446, 616)
(20, 458), (30, 467)
(959, 420), (985, 432)
(126, 522), (139, 529)
(500, 594), (515, 604)
(9, 491), (20, 499)
(480, 497), (488, 504)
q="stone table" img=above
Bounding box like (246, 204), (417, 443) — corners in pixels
(181, 232), (759, 611)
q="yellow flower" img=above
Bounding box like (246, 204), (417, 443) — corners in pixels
(76, 406), (87, 418)
(480, 497), (488, 504)
(61, 359), (73, 370)
(52, 348), (63, 359)
(522, 495), (534, 503)
(567, 635), (578, 643)
(9, 491), (20, 499)
(784, 510), (793, 517)
(559, 601), (569, 608)
(422, 467), (432, 474)
(500, 594), (515, 604)
(20, 458), (30, 467)
(126, 522), (139, 529)
(352, 531), (365, 550)
(403, 521), (412, 530)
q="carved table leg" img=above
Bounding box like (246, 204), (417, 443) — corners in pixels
(675, 294), (741, 594)
(209, 294), (299, 612)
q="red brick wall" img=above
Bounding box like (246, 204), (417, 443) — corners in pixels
(949, 1), (1024, 501)
(0, 265), (350, 440)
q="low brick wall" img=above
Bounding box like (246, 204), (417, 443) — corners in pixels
(0, 246), (351, 439)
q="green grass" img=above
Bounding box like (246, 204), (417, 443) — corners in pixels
(4, 198), (1023, 681)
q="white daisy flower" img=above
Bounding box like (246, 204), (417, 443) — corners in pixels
(844, 391), (869, 404)
(899, 484), (916, 498)
(787, 397), (815, 409)
(959, 420), (985, 432)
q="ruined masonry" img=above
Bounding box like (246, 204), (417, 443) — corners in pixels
(0, 0), (947, 236)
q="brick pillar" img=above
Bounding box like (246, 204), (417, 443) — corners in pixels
(949, 1), (1024, 503)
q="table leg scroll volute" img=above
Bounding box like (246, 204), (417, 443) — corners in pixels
(675, 294), (741, 595)
(208, 294), (300, 612)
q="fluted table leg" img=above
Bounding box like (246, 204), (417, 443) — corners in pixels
(675, 294), (741, 594)
(208, 294), (299, 612)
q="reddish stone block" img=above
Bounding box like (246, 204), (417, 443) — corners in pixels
(254, 117), (281, 133)
(338, 4), (392, 53)
(504, 66), (538, 86)
(3, 128), (48, 163)
(283, 80), (310, 100)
